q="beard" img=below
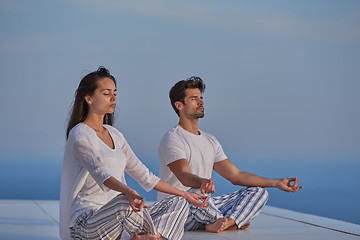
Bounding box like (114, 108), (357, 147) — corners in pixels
(183, 104), (205, 119)
(194, 111), (204, 119)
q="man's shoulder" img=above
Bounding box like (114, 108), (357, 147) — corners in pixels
(162, 125), (182, 139)
(159, 125), (186, 148)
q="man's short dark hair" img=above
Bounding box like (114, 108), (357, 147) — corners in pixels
(169, 76), (206, 116)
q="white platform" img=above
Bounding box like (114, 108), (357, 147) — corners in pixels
(0, 200), (359, 240)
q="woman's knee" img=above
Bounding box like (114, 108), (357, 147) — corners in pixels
(173, 195), (189, 208)
(107, 194), (135, 216)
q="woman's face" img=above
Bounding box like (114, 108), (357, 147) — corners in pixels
(86, 77), (117, 115)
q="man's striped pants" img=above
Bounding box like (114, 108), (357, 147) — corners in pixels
(184, 187), (268, 230)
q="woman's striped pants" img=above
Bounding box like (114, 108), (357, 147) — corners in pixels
(70, 194), (189, 240)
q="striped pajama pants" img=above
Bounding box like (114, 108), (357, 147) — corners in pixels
(71, 194), (189, 240)
(184, 187), (268, 231)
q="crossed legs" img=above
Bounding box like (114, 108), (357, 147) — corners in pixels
(185, 187), (268, 233)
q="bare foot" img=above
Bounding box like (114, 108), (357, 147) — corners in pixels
(131, 233), (157, 240)
(240, 222), (251, 230)
(226, 224), (238, 231)
(206, 217), (244, 233)
(205, 218), (228, 233)
(227, 221), (251, 230)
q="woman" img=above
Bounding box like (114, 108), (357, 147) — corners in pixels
(59, 67), (208, 240)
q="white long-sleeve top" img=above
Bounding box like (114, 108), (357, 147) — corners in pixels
(59, 123), (160, 240)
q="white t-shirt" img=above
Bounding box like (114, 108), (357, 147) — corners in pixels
(60, 123), (160, 240)
(157, 125), (227, 200)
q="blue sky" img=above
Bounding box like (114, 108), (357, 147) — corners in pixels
(0, 0), (359, 164)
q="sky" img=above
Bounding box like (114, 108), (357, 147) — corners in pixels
(0, 0), (359, 165)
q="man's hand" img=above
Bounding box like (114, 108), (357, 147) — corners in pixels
(276, 177), (303, 193)
(184, 192), (209, 209)
(200, 178), (215, 195)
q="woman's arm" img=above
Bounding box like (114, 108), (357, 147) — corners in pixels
(115, 131), (209, 208)
(104, 176), (146, 211)
(153, 180), (209, 209)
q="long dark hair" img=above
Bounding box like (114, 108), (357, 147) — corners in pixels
(66, 66), (117, 139)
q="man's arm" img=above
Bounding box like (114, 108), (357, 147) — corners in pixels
(213, 159), (303, 192)
(168, 159), (215, 194)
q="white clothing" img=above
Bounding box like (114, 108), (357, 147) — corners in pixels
(60, 123), (160, 240)
(157, 124), (227, 200)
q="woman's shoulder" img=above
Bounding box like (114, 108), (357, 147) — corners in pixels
(105, 125), (127, 142)
(104, 124), (123, 136)
(68, 123), (97, 143)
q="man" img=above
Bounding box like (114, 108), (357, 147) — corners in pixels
(157, 76), (303, 233)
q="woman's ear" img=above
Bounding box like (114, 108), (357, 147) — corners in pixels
(84, 96), (92, 104)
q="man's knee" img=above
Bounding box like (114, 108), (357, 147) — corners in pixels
(262, 188), (269, 201)
(249, 187), (269, 201)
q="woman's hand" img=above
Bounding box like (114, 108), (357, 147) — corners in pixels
(127, 190), (147, 212)
(104, 177), (148, 212)
(183, 192), (209, 209)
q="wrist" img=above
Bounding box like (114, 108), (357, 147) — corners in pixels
(272, 179), (281, 188)
(199, 178), (208, 186)
(181, 191), (188, 199)
(124, 188), (137, 198)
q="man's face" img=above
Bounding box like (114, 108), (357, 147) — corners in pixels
(180, 88), (204, 119)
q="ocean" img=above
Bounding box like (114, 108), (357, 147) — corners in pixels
(1, 156), (359, 225)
